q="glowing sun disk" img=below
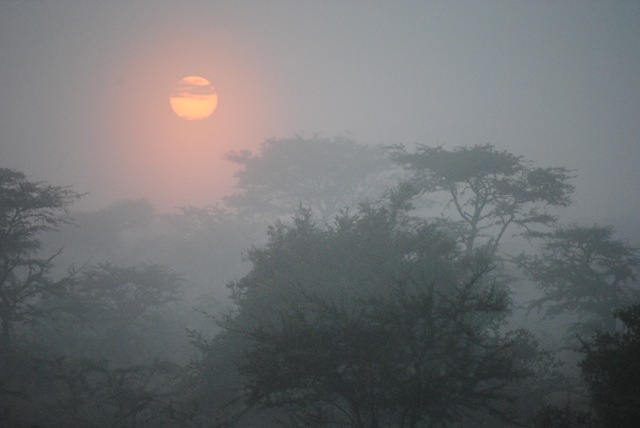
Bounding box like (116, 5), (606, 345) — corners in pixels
(170, 76), (218, 120)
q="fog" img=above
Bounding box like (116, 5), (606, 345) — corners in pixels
(2, 1), (640, 426)
(2, 1), (638, 219)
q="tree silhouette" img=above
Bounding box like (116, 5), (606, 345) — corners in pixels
(224, 135), (396, 221)
(202, 197), (543, 426)
(521, 224), (640, 341)
(0, 168), (80, 351)
(391, 144), (573, 254)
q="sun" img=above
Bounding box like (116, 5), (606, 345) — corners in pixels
(169, 76), (218, 120)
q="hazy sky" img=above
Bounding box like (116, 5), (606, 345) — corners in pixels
(1, 1), (639, 220)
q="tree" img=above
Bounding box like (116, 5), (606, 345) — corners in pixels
(580, 304), (640, 427)
(3, 355), (185, 428)
(223, 135), (397, 221)
(391, 144), (574, 254)
(0, 168), (80, 352)
(43, 199), (157, 266)
(200, 198), (543, 426)
(47, 262), (185, 365)
(521, 224), (640, 340)
(236, 284), (539, 427)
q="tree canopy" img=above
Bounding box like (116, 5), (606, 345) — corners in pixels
(0, 168), (81, 351)
(203, 198), (543, 427)
(224, 135), (396, 221)
(521, 224), (640, 339)
(391, 144), (574, 254)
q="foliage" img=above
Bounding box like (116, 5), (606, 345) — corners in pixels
(520, 224), (640, 339)
(391, 144), (574, 253)
(203, 198), (543, 427)
(1, 355), (185, 428)
(224, 135), (397, 221)
(46, 200), (260, 305)
(237, 287), (539, 427)
(0, 169), (220, 427)
(580, 304), (640, 428)
(76, 263), (183, 318)
(0, 170), (195, 426)
(0, 167), (81, 351)
(43, 262), (185, 365)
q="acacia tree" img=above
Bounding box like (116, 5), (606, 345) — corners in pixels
(0, 168), (81, 352)
(391, 144), (574, 254)
(201, 198), (544, 427)
(520, 224), (640, 340)
(223, 135), (397, 221)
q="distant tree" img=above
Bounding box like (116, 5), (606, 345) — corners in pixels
(6, 261), (189, 425)
(77, 263), (182, 319)
(199, 198), (543, 426)
(391, 144), (574, 254)
(0, 168), (80, 352)
(5, 356), (184, 428)
(223, 135), (397, 221)
(44, 199), (157, 266)
(521, 225), (640, 340)
(580, 304), (640, 427)
(46, 200), (259, 305)
(53, 263), (184, 365)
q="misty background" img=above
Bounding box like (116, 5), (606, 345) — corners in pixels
(1, 1), (639, 220)
(2, 1), (640, 427)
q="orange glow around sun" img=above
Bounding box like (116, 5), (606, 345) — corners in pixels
(169, 76), (218, 120)
(94, 25), (283, 211)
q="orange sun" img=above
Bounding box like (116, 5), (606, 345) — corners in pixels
(169, 76), (218, 120)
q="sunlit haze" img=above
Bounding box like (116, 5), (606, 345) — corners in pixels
(1, 1), (639, 218)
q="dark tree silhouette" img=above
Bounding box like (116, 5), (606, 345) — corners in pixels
(0, 168), (80, 351)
